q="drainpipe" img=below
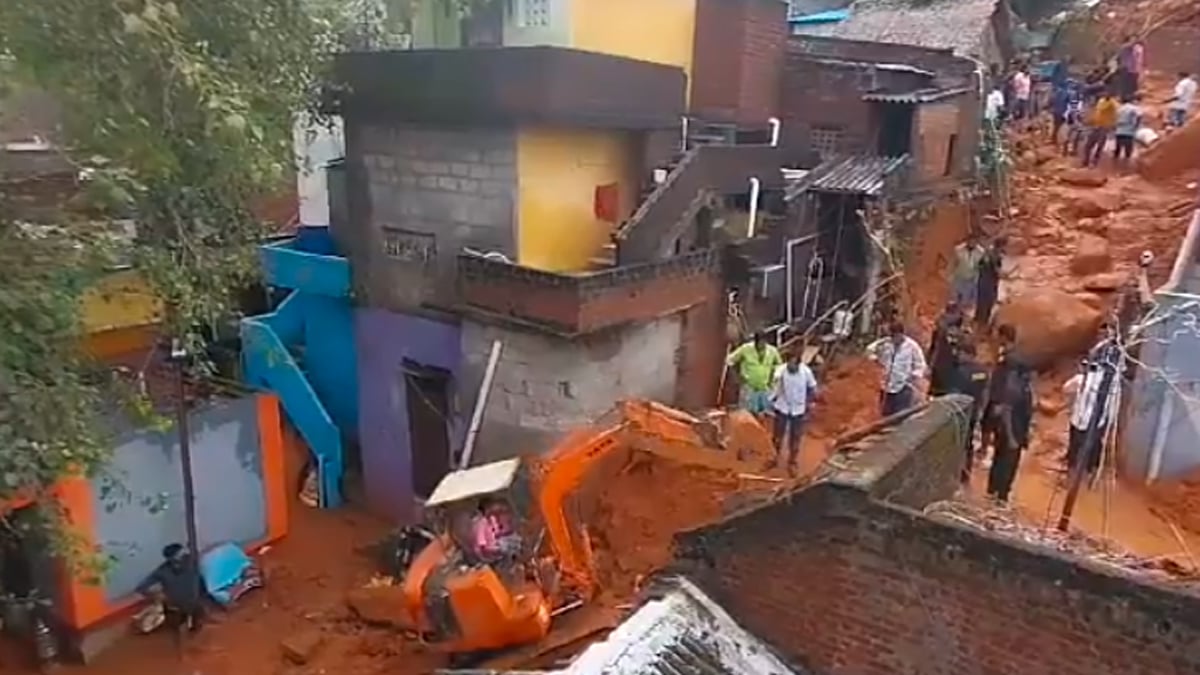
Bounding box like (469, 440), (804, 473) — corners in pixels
(1147, 385), (1175, 483)
(746, 177), (762, 239)
(768, 117), (781, 147)
(681, 116), (689, 153)
(785, 237), (805, 324)
(459, 340), (503, 470)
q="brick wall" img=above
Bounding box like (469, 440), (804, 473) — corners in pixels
(458, 249), (724, 335)
(915, 100), (963, 182)
(674, 274), (726, 410)
(674, 396), (1200, 675)
(690, 0), (788, 125)
(345, 123), (517, 311)
(459, 314), (683, 461)
(788, 36), (979, 88)
(1146, 26), (1200, 77)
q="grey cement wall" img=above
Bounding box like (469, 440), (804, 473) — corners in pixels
(460, 315), (683, 462)
(348, 123), (518, 310)
(91, 396), (267, 602)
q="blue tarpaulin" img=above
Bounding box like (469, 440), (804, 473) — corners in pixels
(788, 9), (851, 25)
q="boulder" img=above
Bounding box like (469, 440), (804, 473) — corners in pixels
(1081, 272), (1125, 292)
(993, 289), (1104, 369)
(346, 584), (408, 628)
(281, 628), (325, 665)
(1059, 169), (1108, 188)
(1069, 235), (1113, 276)
(1066, 192), (1121, 219)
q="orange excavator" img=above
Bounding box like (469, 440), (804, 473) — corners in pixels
(389, 399), (771, 657)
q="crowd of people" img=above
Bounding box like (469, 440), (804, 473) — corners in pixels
(986, 37), (1196, 168)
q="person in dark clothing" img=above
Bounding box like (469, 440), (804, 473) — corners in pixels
(984, 326), (1035, 504)
(137, 543), (207, 647)
(928, 301), (963, 396)
(949, 342), (989, 484)
(975, 237), (1005, 331)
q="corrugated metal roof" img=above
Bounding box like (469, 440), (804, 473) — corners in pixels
(807, 57), (935, 78)
(791, 0), (998, 58)
(560, 577), (803, 675)
(863, 86), (973, 103)
(804, 154), (910, 197)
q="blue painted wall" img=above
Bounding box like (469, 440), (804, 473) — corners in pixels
(356, 309), (464, 520)
(91, 396), (267, 602)
(300, 294), (358, 435)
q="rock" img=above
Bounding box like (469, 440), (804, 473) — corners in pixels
(1066, 192), (1121, 218)
(281, 629), (325, 665)
(1075, 292), (1105, 310)
(993, 289), (1104, 369)
(1069, 235), (1112, 276)
(1059, 169), (1108, 188)
(1082, 272), (1124, 292)
(346, 584), (408, 628)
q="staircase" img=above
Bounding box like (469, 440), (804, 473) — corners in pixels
(605, 117), (788, 268)
(241, 232), (353, 509)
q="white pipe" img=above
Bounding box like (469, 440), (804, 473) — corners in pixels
(768, 117), (781, 147)
(459, 340), (503, 470)
(681, 116), (689, 152)
(746, 177), (761, 239)
(785, 238), (804, 324)
(1147, 385), (1175, 483)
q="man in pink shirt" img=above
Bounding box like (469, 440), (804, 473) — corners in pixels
(472, 498), (521, 562)
(1010, 65), (1032, 123)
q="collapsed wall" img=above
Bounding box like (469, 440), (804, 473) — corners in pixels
(672, 397), (1200, 675)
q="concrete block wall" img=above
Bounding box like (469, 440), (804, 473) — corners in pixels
(674, 397), (1200, 675)
(459, 315), (682, 462)
(915, 100), (963, 182)
(348, 123), (518, 311)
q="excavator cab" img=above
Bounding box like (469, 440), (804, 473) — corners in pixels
(406, 458), (552, 653)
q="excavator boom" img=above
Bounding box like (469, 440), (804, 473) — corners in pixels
(533, 399), (770, 601)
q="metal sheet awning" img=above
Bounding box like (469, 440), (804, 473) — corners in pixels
(863, 86), (973, 104)
(793, 154), (910, 198)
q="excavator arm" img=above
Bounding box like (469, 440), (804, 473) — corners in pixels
(532, 399), (770, 602)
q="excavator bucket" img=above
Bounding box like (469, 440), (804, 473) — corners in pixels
(617, 400), (774, 474)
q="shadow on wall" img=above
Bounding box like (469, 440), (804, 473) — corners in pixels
(674, 396), (1200, 675)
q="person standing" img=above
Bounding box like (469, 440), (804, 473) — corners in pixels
(985, 83), (1006, 125)
(1167, 71), (1197, 130)
(726, 332), (783, 415)
(1113, 94), (1143, 167)
(951, 233), (984, 310)
(867, 321), (927, 417)
(1082, 90), (1119, 168)
(928, 301), (963, 397)
(1116, 36), (1144, 99)
(1062, 350), (1121, 485)
(983, 325), (1034, 504)
(769, 351), (819, 476)
(948, 342), (989, 484)
(975, 236), (1005, 332)
(1010, 64), (1032, 125)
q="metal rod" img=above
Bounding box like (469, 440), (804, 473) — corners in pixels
(768, 117), (781, 147)
(170, 339), (202, 618)
(460, 340), (503, 470)
(746, 177), (761, 239)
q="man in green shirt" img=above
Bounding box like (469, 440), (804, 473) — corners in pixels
(726, 332), (783, 414)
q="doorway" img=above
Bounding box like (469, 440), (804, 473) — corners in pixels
(403, 360), (453, 500)
(877, 103), (915, 157)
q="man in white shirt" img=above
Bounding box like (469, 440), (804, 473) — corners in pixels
(1011, 66), (1032, 122)
(985, 86), (1006, 123)
(769, 351), (819, 475)
(1062, 350), (1121, 483)
(1167, 71), (1196, 130)
(866, 320), (927, 418)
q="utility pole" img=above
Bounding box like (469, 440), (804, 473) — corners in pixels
(1057, 338), (1120, 531)
(167, 338), (202, 602)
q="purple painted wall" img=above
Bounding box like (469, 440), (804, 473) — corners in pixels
(355, 308), (463, 520)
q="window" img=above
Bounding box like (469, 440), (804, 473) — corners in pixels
(811, 126), (844, 160)
(943, 134), (958, 176)
(511, 0), (551, 28)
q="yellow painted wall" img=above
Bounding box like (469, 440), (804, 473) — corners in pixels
(80, 269), (163, 336)
(516, 128), (639, 272)
(570, 0), (697, 101)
